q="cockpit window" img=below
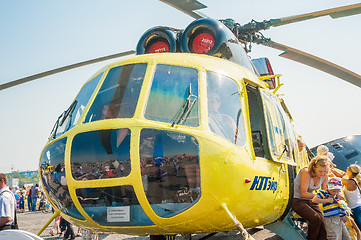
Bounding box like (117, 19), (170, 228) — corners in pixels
(207, 71), (246, 146)
(39, 137), (85, 220)
(144, 64), (199, 127)
(70, 128), (131, 180)
(140, 129), (200, 218)
(84, 63), (146, 122)
(50, 73), (103, 139)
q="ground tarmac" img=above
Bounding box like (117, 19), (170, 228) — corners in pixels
(18, 210), (283, 240)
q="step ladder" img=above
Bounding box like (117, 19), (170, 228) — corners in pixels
(264, 211), (307, 240)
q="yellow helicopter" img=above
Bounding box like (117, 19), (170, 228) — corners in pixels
(1, 1), (361, 240)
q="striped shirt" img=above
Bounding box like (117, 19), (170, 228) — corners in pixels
(317, 189), (346, 217)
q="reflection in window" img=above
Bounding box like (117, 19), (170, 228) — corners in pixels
(140, 129), (200, 218)
(274, 100), (297, 160)
(264, 108), (276, 155)
(84, 63), (146, 122)
(76, 186), (154, 226)
(71, 129), (131, 180)
(51, 73), (103, 138)
(263, 92), (296, 160)
(144, 65), (199, 127)
(207, 71), (246, 146)
(39, 138), (84, 220)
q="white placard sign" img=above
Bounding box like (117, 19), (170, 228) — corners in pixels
(107, 206), (130, 222)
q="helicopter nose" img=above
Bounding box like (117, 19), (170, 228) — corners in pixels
(40, 127), (202, 226)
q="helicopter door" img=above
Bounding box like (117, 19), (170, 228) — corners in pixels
(246, 85), (269, 158)
(262, 92), (298, 163)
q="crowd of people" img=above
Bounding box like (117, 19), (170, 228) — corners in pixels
(0, 174), (86, 239)
(0, 173), (98, 239)
(8, 183), (49, 214)
(292, 145), (361, 240)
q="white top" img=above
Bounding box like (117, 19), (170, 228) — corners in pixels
(343, 178), (361, 209)
(294, 168), (325, 200)
(0, 186), (15, 225)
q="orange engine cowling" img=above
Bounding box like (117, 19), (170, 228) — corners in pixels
(136, 27), (180, 54)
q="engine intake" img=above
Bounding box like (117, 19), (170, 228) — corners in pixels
(180, 18), (226, 55)
(136, 27), (179, 55)
(180, 18), (254, 71)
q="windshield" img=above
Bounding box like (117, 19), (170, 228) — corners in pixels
(50, 73), (103, 139)
(144, 64), (199, 127)
(84, 64), (146, 122)
(207, 71), (246, 146)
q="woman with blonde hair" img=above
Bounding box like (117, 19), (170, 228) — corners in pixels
(343, 164), (361, 230)
(292, 155), (330, 240)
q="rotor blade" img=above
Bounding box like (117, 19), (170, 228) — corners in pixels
(0, 50), (135, 91)
(268, 3), (361, 28)
(159, 0), (208, 19)
(262, 40), (361, 88)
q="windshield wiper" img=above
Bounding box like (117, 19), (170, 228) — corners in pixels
(59, 100), (78, 127)
(49, 100), (78, 139)
(49, 115), (62, 140)
(172, 84), (198, 127)
(63, 100), (78, 132)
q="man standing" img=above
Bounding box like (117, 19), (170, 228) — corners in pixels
(31, 184), (39, 211)
(0, 173), (16, 231)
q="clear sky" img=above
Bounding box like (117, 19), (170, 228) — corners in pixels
(0, 0), (361, 172)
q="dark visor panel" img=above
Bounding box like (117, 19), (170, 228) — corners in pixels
(76, 186), (154, 226)
(140, 129), (200, 218)
(40, 137), (85, 220)
(70, 129), (131, 180)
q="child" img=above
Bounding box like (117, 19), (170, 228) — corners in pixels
(40, 192), (47, 213)
(340, 200), (361, 240)
(19, 191), (25, 213)
(317, 145), (345, 178)
(313, 177), (351, 240)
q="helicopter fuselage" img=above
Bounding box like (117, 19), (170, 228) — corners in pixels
(39, 53), (308, 235)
